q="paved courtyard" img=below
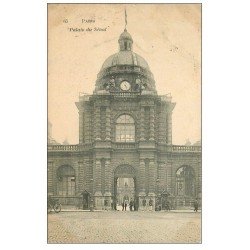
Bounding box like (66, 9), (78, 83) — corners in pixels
(48, 211), (201, 243)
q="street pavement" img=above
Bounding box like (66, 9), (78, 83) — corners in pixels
(48, 210), (201, 243)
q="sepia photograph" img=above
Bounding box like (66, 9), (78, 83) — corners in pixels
(47, 3), (201, 243)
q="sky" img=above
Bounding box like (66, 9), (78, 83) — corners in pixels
(48, 3), (201, 145)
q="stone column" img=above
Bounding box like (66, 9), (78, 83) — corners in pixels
(148, 160), (156, 194)
(94, 106), (101, 141)
(94, 159), (103, 209)
(138, 158), (146, 210)
(83, 158), (91, 192)
(166, 163), (173, 194)
(79, 110), (84, 144)
(148, 159), (156, 210)
(197, 158), (202, 200)
(140, 106), (145, 141)
(104, 159), (112, 210)
(77, 161), (84, 194)
(104, 160), (112, 195)
(158, 162), (165, 194)
(167, 111), (172, 145)
(158, 107), (166, 144)
(53, 165), (57, 195)
(47, 162), (53, 195)
(149, 106), (155, 140)
(84, 107), (91, 143)
(105, 106), (111, 141)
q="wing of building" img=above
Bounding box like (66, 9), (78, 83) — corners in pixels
(48, 27), (201, 211)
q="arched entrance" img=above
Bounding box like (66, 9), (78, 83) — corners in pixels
(113, 165), (138, 211)
(175, 165), (196, 207)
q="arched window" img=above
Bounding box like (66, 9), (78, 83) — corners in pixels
(57, 165), (76, 196)
(176, 166), (195, 197)
(116, 114), (135, 142)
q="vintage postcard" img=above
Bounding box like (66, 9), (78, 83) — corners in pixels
(48, 3), (201, 243)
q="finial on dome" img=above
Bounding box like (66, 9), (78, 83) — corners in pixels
(119, 8), (133, 51)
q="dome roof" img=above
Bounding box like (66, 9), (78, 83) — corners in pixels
(95, 28), (156, 93)
(101, 51), (150, 71)
(119, 29), (133, 42)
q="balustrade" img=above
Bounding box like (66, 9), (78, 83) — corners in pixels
(171, 145), (201, 152)
(48, 143), (200, 152)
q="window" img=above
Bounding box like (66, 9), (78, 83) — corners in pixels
(176, 166), (195, 197)
(116, 114), (135, 142)
(57, 165), (76, 196)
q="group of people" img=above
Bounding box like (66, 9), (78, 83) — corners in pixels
(121, 198), (154, 211)
(121, 200), (135, 211)
(112, 198), (199, 212)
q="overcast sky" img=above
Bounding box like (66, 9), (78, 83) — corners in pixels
(48, 3), (201, 145)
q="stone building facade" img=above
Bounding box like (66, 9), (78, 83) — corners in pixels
(48, 28), (201, 210)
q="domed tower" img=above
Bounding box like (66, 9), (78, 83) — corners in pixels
(76, 25), (176, 210)
(94, 28), (157, 95)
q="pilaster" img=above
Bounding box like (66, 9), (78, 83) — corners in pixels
(105, 106), (111, 141)
(94, 105), (101, 141)
(104, 159), (112, 196)
(158, 106), (167, 144)
(84, 106), (91, 143)
(149, 106), (155, 140)
(166, 163), (173, 194)
(148, 159), (156, 195)
(139, 158), (146, 195)
(167, 111), (172, 145)
(77, 161), (84, 193)
(94, 159), (103, 209)
(48, 162), (53, 195)
(140, 106), (145, 141)
(79, 110), (84, 144)
(158, 162), (165, 194)
(93, 159), (102, 196)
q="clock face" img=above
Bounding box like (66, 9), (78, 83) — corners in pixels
(120, 81), (131, 91)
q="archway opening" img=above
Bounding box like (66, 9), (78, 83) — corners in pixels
(57, 165), (76, 196)
(115, 177), (135, 210)
(176, 165), (195, 197)
(175, 165), (196, 208)
(113, 165), (138, 211)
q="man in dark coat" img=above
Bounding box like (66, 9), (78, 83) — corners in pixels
(194, 199), (198, 212)
(129, 200), (133, 211)
(142, 198), (147, 211)
(124, 200), (127, 211)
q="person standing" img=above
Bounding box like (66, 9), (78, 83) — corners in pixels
(194, 199), (198, 212)
(166, 200), (171, 211)
(142, 198), (146, 211)
(129, 200), (133, 211)
(104, 199), (108, 211)
(134, 199), (137, 211)
(122, 201), (125, 211)
(124, 200), (127, 211)
(149, 198), (153, 211)
(111, 199), (113, 210)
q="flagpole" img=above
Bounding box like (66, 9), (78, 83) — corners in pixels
(125, 8), (127, 31)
